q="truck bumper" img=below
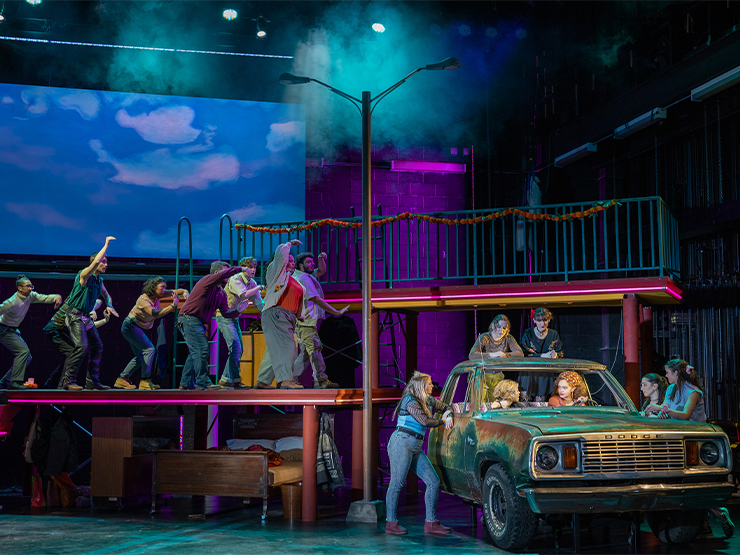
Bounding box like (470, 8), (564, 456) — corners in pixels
(521, 481), (734, 514)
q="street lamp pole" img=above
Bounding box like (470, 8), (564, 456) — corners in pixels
(279, 57), (460, 519)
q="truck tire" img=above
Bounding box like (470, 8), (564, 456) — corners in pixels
(646, 509), (703, 544)
(482, 464), (538, 550)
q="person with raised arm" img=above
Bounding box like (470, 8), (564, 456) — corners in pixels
(0, 275), (62, 389)
(254, 239), (307, 390)
(292, 251), (349, 388)
(115, 277), (188, 390)
(177, 261), (244, 390)
(59, 236), (119, 390)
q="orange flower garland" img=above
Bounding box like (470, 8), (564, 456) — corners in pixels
(233, 199), (620, 235)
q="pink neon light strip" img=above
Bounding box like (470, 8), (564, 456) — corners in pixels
(329, 284), (682, 303)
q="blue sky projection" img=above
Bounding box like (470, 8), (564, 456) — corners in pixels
(0, 83), (305, 260)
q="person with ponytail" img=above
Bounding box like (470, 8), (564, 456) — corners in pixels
(639, 373), (668, 416)
(645, 359), (734, 538)
(386, 371), (454, 537)
(644, 359), (705, 421)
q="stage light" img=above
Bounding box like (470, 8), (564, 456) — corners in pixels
(26, 0), (41, 5)
(256, 15), (267, 40)
(458, 24), (471, 37)
(613, 107), (666, 138)
(554, 142), (597, 167)
(372, 23), (385, 33)
(223, 9), (237, 21)
(485, 26), (498, 38)
(691, 64), (740, 101)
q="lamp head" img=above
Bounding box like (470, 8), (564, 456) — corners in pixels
(279, 73), (311, 85)
(425, 57), (461, 71)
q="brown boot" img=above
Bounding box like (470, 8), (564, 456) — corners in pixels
(385, 521), (408, 535)
(254, 380), (275, 389)
(279, 380), (304, 389)
(424, 520), (452, 536)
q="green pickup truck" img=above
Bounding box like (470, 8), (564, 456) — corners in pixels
(427, 358), (734, 550)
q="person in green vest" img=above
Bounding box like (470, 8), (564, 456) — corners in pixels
(59, 236), (119, 390)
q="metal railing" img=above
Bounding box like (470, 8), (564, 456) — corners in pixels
(229, 197), (679, 287)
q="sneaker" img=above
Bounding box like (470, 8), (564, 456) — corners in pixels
(114, 378), (137, 390)
(424, 520), (452, 536)
(254, 380), (276, 389)
(279, 380), (304, 389)
(385, 521), (408, 535)
(138, 379), (158, 390)
(61, 382), (84, 391)
(316, 378), (339, 389)
(219, 381), (249, 390)
(716, 507), (735, 539)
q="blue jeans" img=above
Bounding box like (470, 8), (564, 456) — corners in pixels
(0, 324), (32, 387)
(178, 315), (211, 389)
(120, 317), (155, 381)
(215, 315), (242, 383)
(385, 429), (440, 523)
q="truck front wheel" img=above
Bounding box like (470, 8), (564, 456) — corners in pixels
(482, 464), (538, 550)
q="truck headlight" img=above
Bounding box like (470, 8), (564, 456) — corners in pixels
(536, 445), (559, 470)
(700, 442), (720, 465)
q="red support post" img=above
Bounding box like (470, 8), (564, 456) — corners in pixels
(640, 305), (654, 377)
(623, 294), (640, 405)
(302, 405), (319, 521)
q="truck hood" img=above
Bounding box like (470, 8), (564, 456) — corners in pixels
(482, 408), (722, 436)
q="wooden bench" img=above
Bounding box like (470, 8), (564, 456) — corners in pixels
(150, 413), (305, 519)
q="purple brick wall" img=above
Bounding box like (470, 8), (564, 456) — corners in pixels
(307, 144), (472, 390)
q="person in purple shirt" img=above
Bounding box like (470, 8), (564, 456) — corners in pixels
(177, 261), (244, 390)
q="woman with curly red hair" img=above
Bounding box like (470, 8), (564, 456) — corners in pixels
(548, 371), (589, 407)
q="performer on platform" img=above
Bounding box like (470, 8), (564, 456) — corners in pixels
(0, 275), (62, 389)
(292, 251), (348, 388)
(59, 236), (119, 391)
(177, 262), (243, 390)
(386, 371), (454, 536)
(215, 257), (264, 389)
(468, 314), (524, 360)
(469, 314), (523, 401)
(254, 239), (307, 390)
(519, 307), (562, 400)
(115, 278), (188, 390)
(43, 298), (110, 389)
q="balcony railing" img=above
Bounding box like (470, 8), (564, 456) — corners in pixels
(228, 196), (679, 288)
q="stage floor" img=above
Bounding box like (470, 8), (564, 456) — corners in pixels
(0, 486), (737, 555)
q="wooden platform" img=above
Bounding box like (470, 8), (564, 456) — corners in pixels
(319, 277), (683, 312)
(2, 388), (403, 406)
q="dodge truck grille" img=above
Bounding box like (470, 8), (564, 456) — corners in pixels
(582, 439), (684, 473)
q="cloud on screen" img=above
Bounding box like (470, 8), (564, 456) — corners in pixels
(266, 121), (306, 153)
(90, 139), (239, 190)
(116, 105), (202, 144)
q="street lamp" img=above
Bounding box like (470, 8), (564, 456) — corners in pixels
(279, 56), (460, 521)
